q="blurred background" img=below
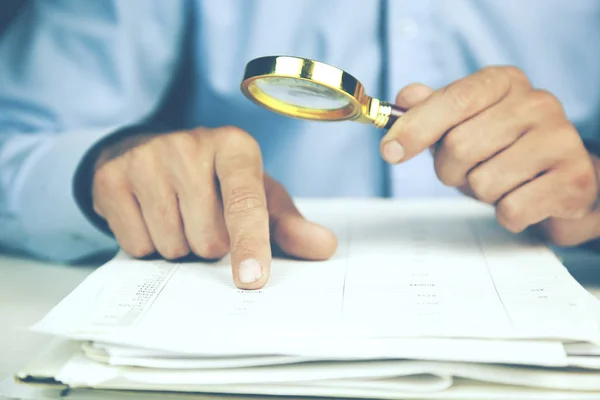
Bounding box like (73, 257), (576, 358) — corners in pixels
(0, 0), (25, 37)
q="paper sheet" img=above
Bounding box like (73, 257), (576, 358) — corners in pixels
(5, 376), (600, 400)
(85, 338), (568, 368)
(565, 342), (600, 356)
(53, 351), (600, 391)
(16, 200), (600, 398)
(568, 356), (600, 369)
(32, 202), (600, 356)
(82, 342), (319, 369)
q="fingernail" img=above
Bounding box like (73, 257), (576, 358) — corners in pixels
(383, 140), (405, 163)
(238, 259), (263, 283)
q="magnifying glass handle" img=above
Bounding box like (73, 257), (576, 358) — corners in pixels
(383, 103), (405, 130)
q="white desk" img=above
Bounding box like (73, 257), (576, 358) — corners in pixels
(0, 253), (112, 381)
(1, 210), (600, 398)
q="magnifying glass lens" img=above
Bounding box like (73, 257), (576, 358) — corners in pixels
(254, 77), (351, 110)
(242, 55), (403, 128)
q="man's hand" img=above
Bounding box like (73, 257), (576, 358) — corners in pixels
(93, 126), (337, 288)
(381, 66), (600, 246)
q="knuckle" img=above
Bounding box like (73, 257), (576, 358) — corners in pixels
(432, 156), (461, 187)
(481, 66), (509, 83)
(502, 65), (528, 84)
(93, 163), (126, 194)
(125, 242), (155, 259)
(436, 174), (461, 188)
(442, 131), (471, 161)
(128, 142), (155, 170)
(444, 81), (480, 114)
(497, 198), (524, 232)
(190, 238), (230, 260)
(171, 130), (201, 155)
(445, 66), (512, 114)
(498, 219), (522, 234)
(570, 164), (597, 196)
(220, 126), (259, 148)
(219, 152), (263, 181)
(225, 187), (266, 217)
(159, 244), (190, 261)
(527, 90), (563, 116)
(467, 168), (494, 203)
(188, 126), (208, 138)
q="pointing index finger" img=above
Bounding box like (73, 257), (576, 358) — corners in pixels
(214, 128), (271, 289)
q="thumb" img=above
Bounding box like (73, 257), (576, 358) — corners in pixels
(265, 176), (337, 260)
(382, 83), (435, 163)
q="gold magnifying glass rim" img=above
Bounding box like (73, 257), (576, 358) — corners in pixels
(241, 55), (368, 122)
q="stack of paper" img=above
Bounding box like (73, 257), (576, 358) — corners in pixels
(13, 200), (600, 399)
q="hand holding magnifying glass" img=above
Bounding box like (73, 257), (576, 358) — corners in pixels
(241, 55), (403, 129)
(241, 56), (600, 249)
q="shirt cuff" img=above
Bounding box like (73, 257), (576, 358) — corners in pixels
(18, 128), (122, 262)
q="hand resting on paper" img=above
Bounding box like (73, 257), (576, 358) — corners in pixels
(381, 66), (600, 247)
(91, 126), (337, 289)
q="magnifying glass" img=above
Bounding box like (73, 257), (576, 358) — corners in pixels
(240, 56), (404, 130)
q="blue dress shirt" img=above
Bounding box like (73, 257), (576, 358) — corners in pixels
(1, 0), (599, 262)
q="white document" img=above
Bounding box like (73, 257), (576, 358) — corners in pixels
(21, 200), (600, 398)
(5, 378), (600, 400)
(31, 201), (600, 354)
(11, 341), (600, 400)
(14, 341), (600, 397)
(84, 338), (568, 368)
(55, 353), (600, 390)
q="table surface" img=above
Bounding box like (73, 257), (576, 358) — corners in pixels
(1, 200), (600, 397)
(0, 253), (108, 381)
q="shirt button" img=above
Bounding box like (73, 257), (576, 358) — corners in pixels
(397, 18), (419, 39)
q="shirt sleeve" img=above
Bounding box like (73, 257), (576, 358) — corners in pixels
(0, 0), (188, 262)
